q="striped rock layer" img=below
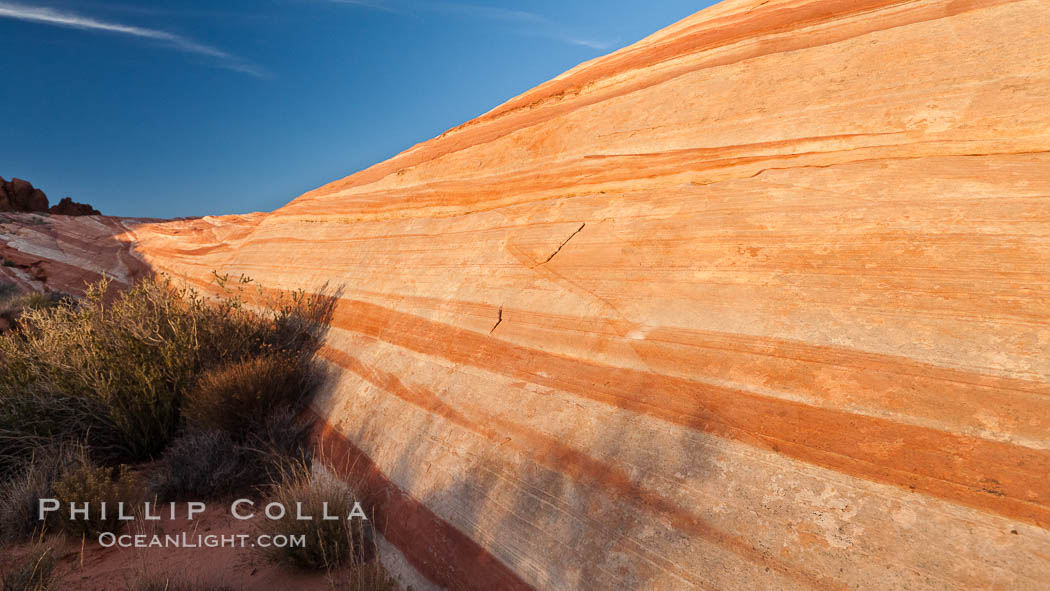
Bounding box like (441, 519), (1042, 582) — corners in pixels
(3, 0), (1050, 589)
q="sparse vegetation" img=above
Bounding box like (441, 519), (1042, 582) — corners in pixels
(0, 275), (398, 589)
(128, 573), (237, 591)
(0, 545), (57, 591)
(256, 463), (369, 571)
(149, 409), (312, 502)
(0, 276), (332, 471)
(51, 461), (146, 538)
(0, 280), (16, 299)
(8, 292), (67, 311)
(343, 561), (403, 591)
(183, 352), (319, 437)
(0, 275), (334, 544)
(0, 444), (84, 543)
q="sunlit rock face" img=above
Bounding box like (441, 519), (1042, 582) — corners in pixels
(3, 0), (1050, 588)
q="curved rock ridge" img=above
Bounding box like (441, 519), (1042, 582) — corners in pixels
(3, 0), (1050, 588)
(0, 212), (152, 293)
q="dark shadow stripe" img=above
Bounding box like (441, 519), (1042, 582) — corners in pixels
(311, 413), (536, 591)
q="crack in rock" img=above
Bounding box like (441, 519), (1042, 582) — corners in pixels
(489, 305), (503, 334)
(540, 223), (586, 265)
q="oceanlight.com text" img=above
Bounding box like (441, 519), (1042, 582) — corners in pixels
(97, 532), (306, 549)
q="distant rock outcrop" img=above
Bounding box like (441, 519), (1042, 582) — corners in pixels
(48, 196), (101, 216)
(0, 177), (100, 216)
(0, 177), (49, 213)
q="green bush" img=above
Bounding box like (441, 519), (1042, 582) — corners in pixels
(0, 545), (57, 591)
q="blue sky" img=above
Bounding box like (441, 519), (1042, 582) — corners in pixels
(0, 1), (708, 218)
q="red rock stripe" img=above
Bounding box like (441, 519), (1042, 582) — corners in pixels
(311, 413), (536, 591)
(167, 275), (1050, 528)
(314, 297), (1050, 528)
(318, 345), (841, 591)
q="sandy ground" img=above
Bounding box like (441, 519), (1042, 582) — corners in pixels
(0, 505), (367, 590)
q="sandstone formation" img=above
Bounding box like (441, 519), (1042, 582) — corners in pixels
(0, 212), (150, 293)
(49, 196), (101, 216)
(0, 177), (48, 213)
(2, 0), (1049, 589)
(0, 176), (100, 216)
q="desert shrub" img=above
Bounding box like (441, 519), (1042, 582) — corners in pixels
(0, 461), (53, 544)
(183, 353), (319, 437)
(0, 276), (334, 465)
(0, 280), (17, 301)
(50, 462), (146, 538)
(5, 292), (67, 312)
(249, 408), (315, 473)
(148, 430), (254, 501)
(0, 280), (204, 462)
(0, 391), (112, 479)
(0, 444), (87, 544)
(0, 288), (68, 338)
(256, 463), (369, 571)
(0, 545), (56, 591)
(0, 274), (334, 550)
(150, 409), (313, 502)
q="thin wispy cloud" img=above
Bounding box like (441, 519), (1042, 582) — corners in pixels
(430, 3), (546, 24)
(330, 0), (617, 50)
(0, 1), (267, 77)
(327, 0), (403, 12)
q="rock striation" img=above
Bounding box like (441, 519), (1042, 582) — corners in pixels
(2, 0), (1050, 589)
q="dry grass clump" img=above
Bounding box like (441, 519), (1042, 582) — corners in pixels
(0, 285), (67, 337)
(256, 463), (369, 571)
(0, 444), (85, 543)
(0, 391), (108, 480)
(0, 545), (57, 591)
(0, 461), (54, 544)
(128, 573), (237, 591)
(342, 560), (403, 591)
(255, 462), (407, 589)
(2, 292), (67, 312)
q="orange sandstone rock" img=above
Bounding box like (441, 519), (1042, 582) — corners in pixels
(2, 0), (1050, 589)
